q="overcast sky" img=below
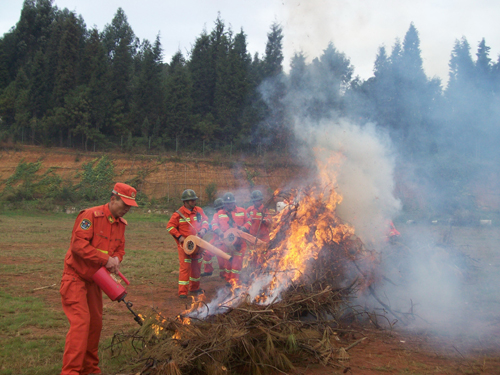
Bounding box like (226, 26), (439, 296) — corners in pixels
(1, 0), (499, 83)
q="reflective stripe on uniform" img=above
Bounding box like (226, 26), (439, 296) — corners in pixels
(167, 227), (174, 232)
(178, 280), (189, 285)
(184, 259), (192, 263)
(219, 214), (228, 218)
(189, 276), (201, 282)
(98, 249), (108, 254)
(179, 218), (191, 223)
(234, 252), (243, 257)
(234, 213), (245, 217)
(231, 269), (241, 274)
(198, 258), (203, 263)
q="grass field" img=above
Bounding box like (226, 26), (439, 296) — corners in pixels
(1, 210), (499, 375)
(0, 210), (181, 375)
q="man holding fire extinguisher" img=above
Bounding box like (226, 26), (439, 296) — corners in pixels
(60, 182), (138, 375)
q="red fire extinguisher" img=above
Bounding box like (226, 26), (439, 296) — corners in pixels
(92, 267), (143, 325)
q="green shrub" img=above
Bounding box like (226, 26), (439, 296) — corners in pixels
(77, 156), (115, 203)
(205, 182), (217, 204)
(2, 160), (62, 202)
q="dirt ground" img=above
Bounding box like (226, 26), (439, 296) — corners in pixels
(0, 145), (302, 205)
(1, 145), (500, 374)
(2, 215), (500, 375)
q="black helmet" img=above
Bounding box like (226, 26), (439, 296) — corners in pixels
(222, 192), (235, 204)
(214, 198), (223, 210)
(251, 190), (263, 202)
(181, 189), (198, 201)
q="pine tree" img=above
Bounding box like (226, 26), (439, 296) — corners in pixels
(262, 22), (284, 78)
(131, 34), (164, 136)
(259, 22), (287, 150)
(189, 31), (213, 117)
(0, 38), (12, 90)
(51, 11), (82, 146)
(213, 29), (252, 143)
(475, 38), (492, 93)
(14, 0), (55, 69)
(165, 52), (193, 143)
(102, 8), (136, 136)
(81, 28), (109, 143)
(28, 49), (48, 143)
(402, 23), (426, 84)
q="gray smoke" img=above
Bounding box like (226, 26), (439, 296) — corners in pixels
(293, 117), (401, 245)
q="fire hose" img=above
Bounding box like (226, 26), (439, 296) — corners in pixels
(223, 228), (266, 247)
(92, 267), (143, 326)
(183, 235), (232, 261)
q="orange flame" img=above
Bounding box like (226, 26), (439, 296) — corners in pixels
(250, 151), (357, 297)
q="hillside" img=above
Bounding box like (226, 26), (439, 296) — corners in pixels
(0, 145), (304, 206)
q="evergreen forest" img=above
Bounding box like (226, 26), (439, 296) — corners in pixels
(1, 0), (500, 217)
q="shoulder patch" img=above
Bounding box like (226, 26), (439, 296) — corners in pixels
(80, 218), (92, 230)
(118, 217), (128, 225)
(94, 211), (105, 217)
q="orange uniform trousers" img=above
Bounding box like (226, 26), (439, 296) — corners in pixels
(219, 241), (247, 285)
(60, 272), (103, 375)
(202, 237), (222, 275)
(202, 250), (215, 274)
(177, 243), (202, 295)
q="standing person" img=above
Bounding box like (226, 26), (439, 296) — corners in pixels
(212, 192), (250, 287)
(246, 190), (272, 243)
(201, 198), (224, 277)
(166, 189), (209, 298)
(60, 183), (138, 375)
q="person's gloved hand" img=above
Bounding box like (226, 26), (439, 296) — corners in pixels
(239, 226), (249, 233)
(198, 228), (207, 237)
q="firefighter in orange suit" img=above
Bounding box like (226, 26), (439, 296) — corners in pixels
(60, 182), (138, 375)
(246, 190), (272, 243)
(201, 198), (224, 277)
(212, 192), (251, 286)
(166, 189), (209, 298)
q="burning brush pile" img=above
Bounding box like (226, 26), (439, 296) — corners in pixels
(122, 181), (379, 375)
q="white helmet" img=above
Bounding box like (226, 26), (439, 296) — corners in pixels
(276, 202), (287, 212)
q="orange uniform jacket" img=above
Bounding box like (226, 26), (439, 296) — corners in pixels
(246, 204), (272, 242)
(166, 206), (209, 243)
(211, 207), (250, 284)
(211, 207), (250, 234)
(60, 203), (127, 375)
(166, 206), (209, 296)
(63, 203), (127, 280)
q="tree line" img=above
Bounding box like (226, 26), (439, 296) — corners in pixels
(1, 0), (499, 167)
